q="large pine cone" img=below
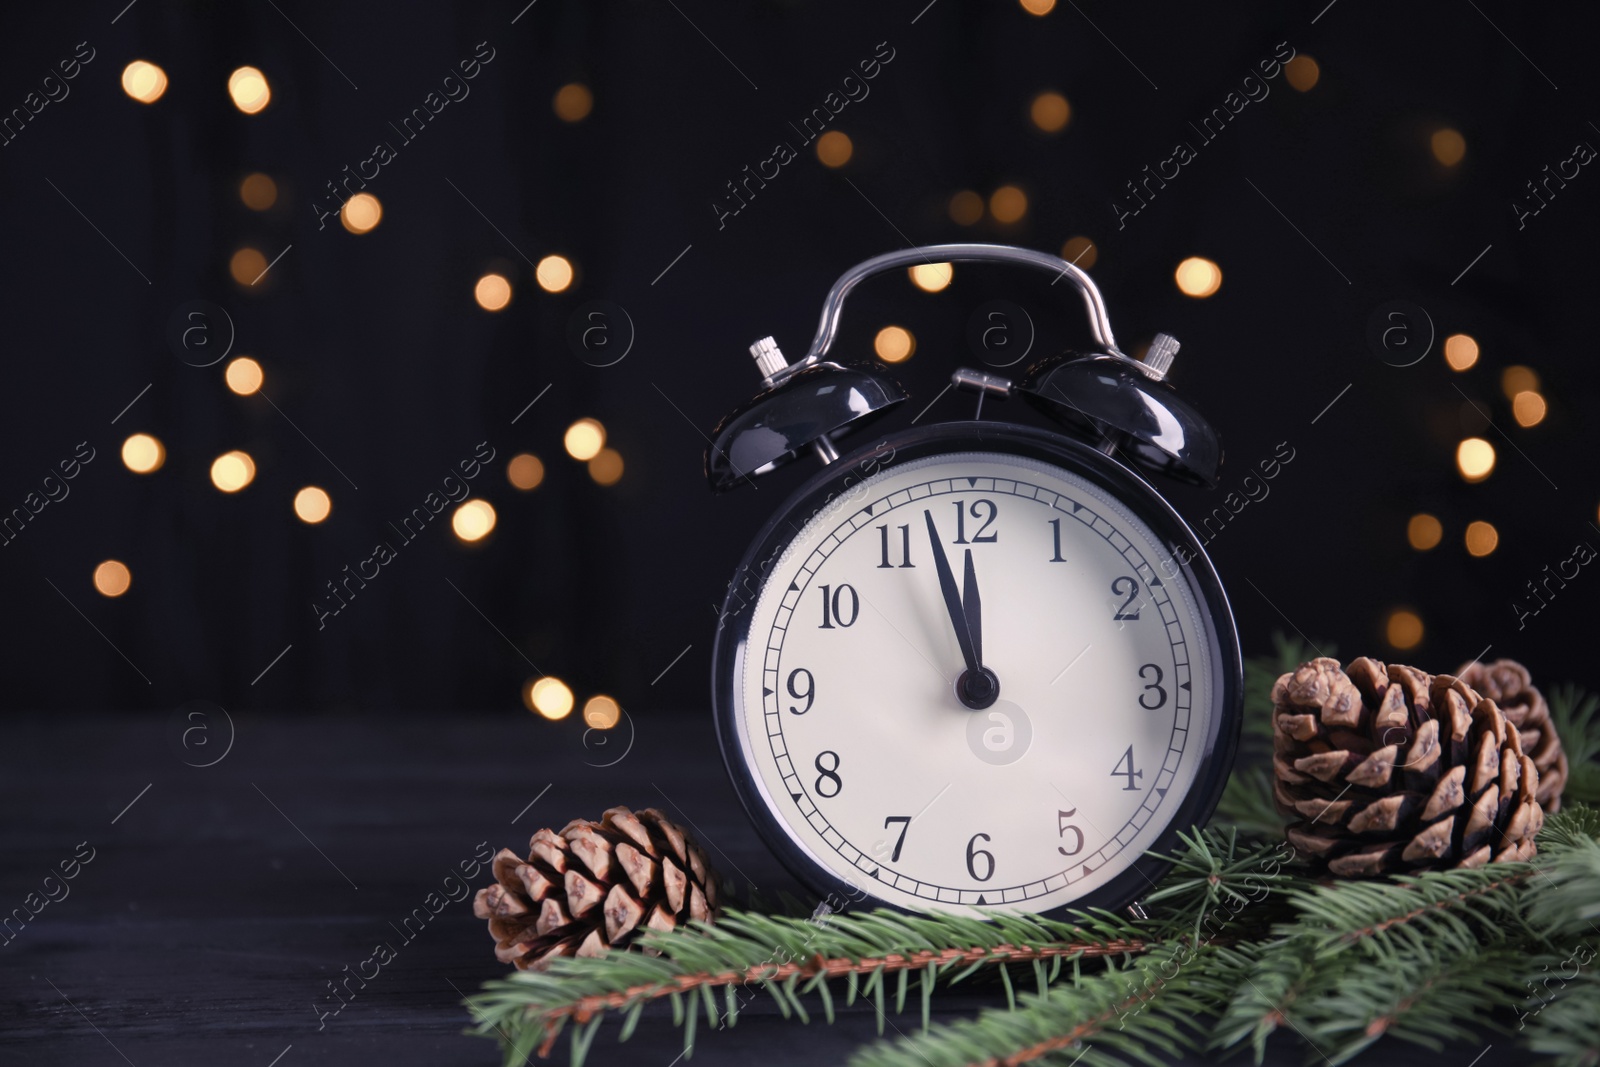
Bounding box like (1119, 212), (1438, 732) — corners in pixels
(1456, 658), (1567, 812)
(1272, 657), (1544, 877)
(474, 806), (722, 971)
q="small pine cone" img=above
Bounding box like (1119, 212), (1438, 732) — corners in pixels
(1272, 656), (1543, 878)
(473, 806), (722, 971)
(1456, 658), (1567, 812)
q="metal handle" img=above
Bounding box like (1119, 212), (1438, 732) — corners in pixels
(785, 243), (1122, 380)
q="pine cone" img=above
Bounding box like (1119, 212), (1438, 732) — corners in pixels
(1271, 656), (1543, 877)
(1455, 658), (1567, 812)
(473, 806), (722, 971)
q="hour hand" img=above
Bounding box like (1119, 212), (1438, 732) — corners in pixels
(923, 510), (980, 675)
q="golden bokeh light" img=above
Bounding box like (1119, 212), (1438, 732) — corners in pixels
(1284, 55), (1320, 92)
(564, 418), (606, 461)
(1030, 92), (1071, 132)
(225, 356), (263, 395)
(1385, 608), (1424, 651)
(1456, 437), (1496, 482)
(121, 433), (165, 474)
(1174, 256), (1223, 298)
(1061, 236), (1098, 269)
(474, 273), (512, 311)
(341, 193), (383, 234)
(228, 66), (271, 114)
(1019, 0), (1056, 14)
(94, 560), (132, 598)
(989, 185), (1028, 224)
(1512, 391), (1547, 428)
(210, 450), (256, 493)
(1406, 513), (1443, 551)
(816, 130), (853, 168)
(230, 247), (269, 286)
(507, 453), (545, 490)
(293, 486), (332, 524)
(121, 60), (168, 104)
(1501, 365), (1539, 398)
(1443, 333), (1479, 371)
(874, 325), (916, 364)
(948, 191), (984, 226)
(536, 255), (574, 293)
(240, 172), (277, 211)
(1431, 128), (1466, 167)
(588, 448), (624, 486)
(525, 677), (575, 720)
(451, 499), (497, 542)
(583, 695), (622, 730)
(908, 262), (953, 292)
(552, 82), (593, 122)
(1465, 520), (1500, 557)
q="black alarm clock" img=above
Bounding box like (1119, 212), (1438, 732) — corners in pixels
(706, 244), (1242, 919)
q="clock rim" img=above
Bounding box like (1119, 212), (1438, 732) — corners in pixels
(710, 419), (1244, 919)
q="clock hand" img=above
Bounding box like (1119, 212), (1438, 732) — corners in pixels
(923, 511), (999, 709)
(962, 548), (982, 669)
(923, 510), (980, 676)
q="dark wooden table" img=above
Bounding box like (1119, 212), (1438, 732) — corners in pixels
(1, 711), (1489, 1065)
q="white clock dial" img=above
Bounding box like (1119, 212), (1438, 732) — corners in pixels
(731, 450), (1216, 915)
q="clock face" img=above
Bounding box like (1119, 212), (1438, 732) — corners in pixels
(719, 435), (1232, 916)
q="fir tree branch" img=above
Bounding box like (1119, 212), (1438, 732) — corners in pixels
(1551, 684), (1600, 807)
(1518, 966), (1600, 1067)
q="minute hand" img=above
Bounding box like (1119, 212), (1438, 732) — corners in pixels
(923, 510), (980, 675)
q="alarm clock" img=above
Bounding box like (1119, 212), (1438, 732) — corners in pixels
(706, 244), (1242, 919)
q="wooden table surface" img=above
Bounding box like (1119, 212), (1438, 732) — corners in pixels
(1, 711), (1490, 1066)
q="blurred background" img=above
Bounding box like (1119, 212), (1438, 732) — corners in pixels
(1, 0), (1594, 724)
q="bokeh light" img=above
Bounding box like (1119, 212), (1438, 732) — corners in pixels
(1512, 391), (1547, 427)
(341, 193), (383, 234)
(210, 451), (256, 493)
(1407, 513), (1442, 551)
(121, 434), (165, 474)
(121, 61), (168, 104)
(94, 560), (132, 598)
(1284, 55), (1320, 92)
(1019, 0), (1055, 14)
(1385, 609), (1424, 651)
(225, 356), (263, 395)
(240, 173), (277, 211)
(583, 695), (622, 729)
(451, 499), (497, 542)
(507, 453), (545, 490)
(1456, 437), (1496, 482)
(1501, 365), (1539, 398)
(948, 191), (984, 226)
(525, 677), (575, 720)
(230, 248), (268, 286)
(1030, 92), (1070, 132)
(553, 82), (593, 122)
(1443, 333), (1479, 371)
(815, 130), (853, 168)
(475, 273), (512, 311)
(535, 255), (574, 293)
(564, 418), (605, 461)
(1174, 257), (1223, 298)
(989, 185), (1028, 224)
(228, 66), (271, 114)
(588, 448), (624, 486)
(1061, 236), (1098, 269)
(874, 326), (916, 364)
(294, 486), (332, 524)
(908, 263), (953, 292)
(1431, 128), (1466, 167)
(1465, 520), (1499, 557)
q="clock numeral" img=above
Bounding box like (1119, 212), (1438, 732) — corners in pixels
(1138, 663), (1167, 710)
(882, 816), (911, 861)
(1047, 518), (1067, 563)
(1057, 809), (1085, 857)
(951, 499), (999, 544)
(1111, 746), (1144, 791)
(813, 750), (843, 797)
(786, 668), (815, 715)
(817, 583), (859, 629)
(965, 832), (996, 882)
(1110, 575), (1142, 621)
(876, 524), (915, 568)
